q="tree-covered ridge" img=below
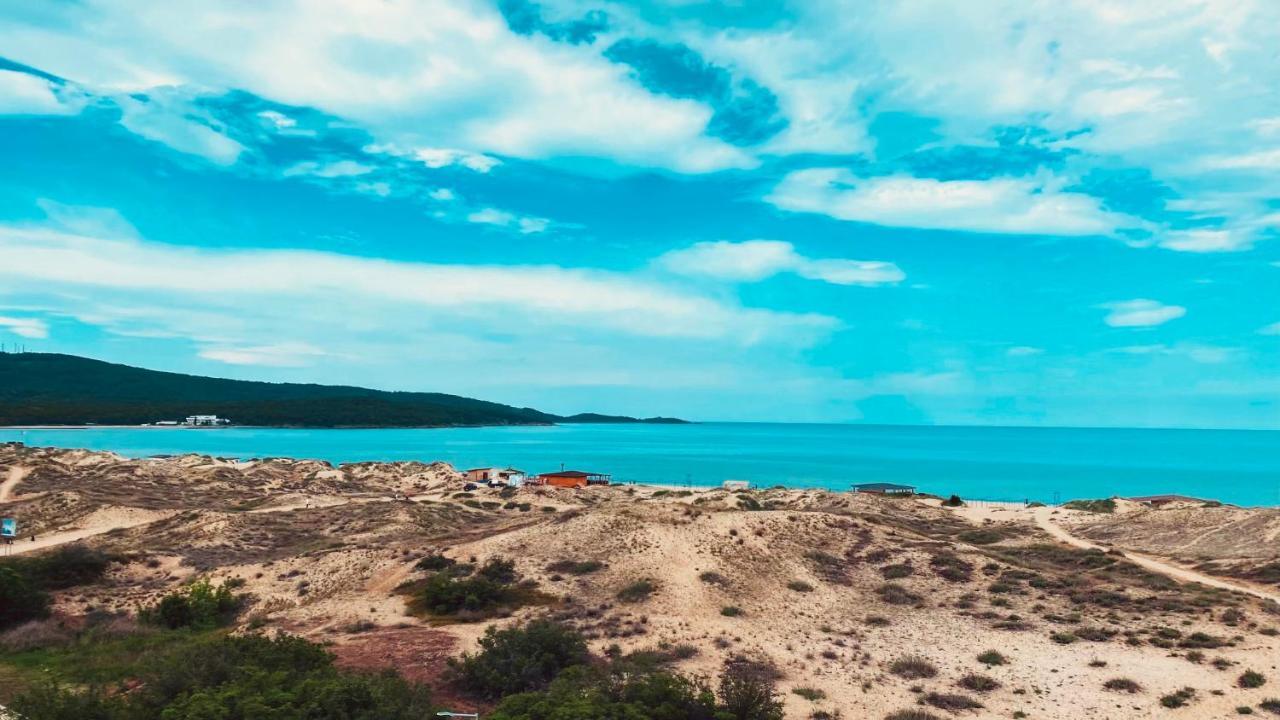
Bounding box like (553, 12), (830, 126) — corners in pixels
(0, 353), (685, 427)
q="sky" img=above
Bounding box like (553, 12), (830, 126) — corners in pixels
(0, 0), (1277, 429)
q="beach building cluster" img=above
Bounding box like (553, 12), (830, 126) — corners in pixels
(464, 467), (612, 489)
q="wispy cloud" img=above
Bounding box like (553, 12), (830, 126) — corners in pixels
(1101, 299), (1186, 328)
(658, 239), (904, 286)
(767, 170), (1136, 236)
(0, 314), (48, 339)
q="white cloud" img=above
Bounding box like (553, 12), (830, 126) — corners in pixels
(659, 240), (904, 287)
(1259, 322), (1280, 336)
(0, 0), (750, 172)
(428, 188), (456, 202)
(411, 147), (501, 173)
(1007, 346), (1044, 357)
(1112, 343), (1238, 363)
(0, 70), (82, 115)
(115, 92), (244, 166)
(466, 208), (551, 234)
(0, 315), (48, 339)
(198, 342), (327, 367)
(1101, 299), (1186, 328)
(1156, 228), (1253, 253)
(0, 216), (834, 347)
(767, 170), (1135, 236)
(282, 160), (374, 178)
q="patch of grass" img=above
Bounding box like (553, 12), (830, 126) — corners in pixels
(880, 563), (914, 580)
(1180, 632), (1227, 649)
(1240, 671), (1267, 689)
(1258, 699), (1280, 714)
(865, 615), (891, 627)
(1063, 498), (1116, 513)
(792, 686), (826, 701)
(923, 692), (983, 711)
(877, 583), (923, 606)
(930, 552), (974, 583)
(977, 650), (1007, 666)
(545, 559), (604, 575)
(617, 579), (658, 603)
(699, 570), (728, 586)
(957, 674), (1000, 693)
(720, 606), (743, 617)
(885, 711), (944, 720)
(889, 655), (937, 679)
(1051, 632), (1078, 645)
(1075, 626), (1117, 642)
(1160, 687), (1197, 709)
(1104, 678), (1142, 694)
(787, 580), (815, 593)
(956, 529), (1004, 545)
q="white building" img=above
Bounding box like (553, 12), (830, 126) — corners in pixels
(185, 415), (230, 426)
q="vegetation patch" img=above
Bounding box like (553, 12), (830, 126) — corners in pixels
(792, 686), (826, 701)
(977, 650), (1007, 666)
(880, 563), (914, 580)
(1063, 498), (1116, 513)
(448, 620), (590, 699)
(923, 692), (983, 712)
(546, 559), (604, 575)
(139, 579), (242, 631)
(787, 580), (815, 593)
(1240, 671), (1267, 689)
(889, 655), (938, 679)
(957, 674), (1000, 693)
(877, 583), (923, 606)
(617, 579), (658, 603)
(407, 557), (549, 621)
(1103, 678), (1142, 694)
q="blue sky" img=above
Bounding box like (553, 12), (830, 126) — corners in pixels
(0, 0), (1277, 428)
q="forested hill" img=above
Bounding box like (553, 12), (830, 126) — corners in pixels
(0, 353), (686, 427)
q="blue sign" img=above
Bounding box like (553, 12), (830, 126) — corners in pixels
(1, 517), (15, 538)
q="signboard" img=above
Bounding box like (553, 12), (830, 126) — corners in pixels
(0, 517), (16, 538)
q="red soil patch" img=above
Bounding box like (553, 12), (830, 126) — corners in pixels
(330, 626), (481, 711)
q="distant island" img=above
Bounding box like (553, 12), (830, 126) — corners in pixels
(0, 353), (687, 428)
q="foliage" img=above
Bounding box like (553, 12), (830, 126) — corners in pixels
(1240, 671), (1267, 689)
(488, 664), (720, 720)
(408, 557), (541, 619)
(1063, 498), (1117, 513)
(139, 579), (241, 630)
(545, 559), (604, 575)
(414, 553), (456, 571)
(942, 494), (965, 507)
(717, 663), (785, 720)
(0, 544), (114, 590)
(0, 352), (678, 426)
(448, 620), (591, 700)
(617, 579), (658, 603)
(0, 565), (51, 631)
(9, 633), (434, 719)
(976, 650), (1007, 666)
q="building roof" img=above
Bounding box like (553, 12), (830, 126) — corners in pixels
(537, 470), (606, 478)
(852, 482), (916, 491)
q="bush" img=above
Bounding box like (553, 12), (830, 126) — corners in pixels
(721, 606), (743, 617)
(880, 563), (914, 580)
(787, 580), (815, 593)
(1051, 632), (1078, 645)
(876, 583), (922, 606)
(923, 693), (982, 711)
(885, 712), (943, 720)
(792, 687), (826, 701)
(1063, 499), (1116, 513)
(11, 633), (434, 720)
(889, 655), (937, 679)
(1, 544), (113, 590)
(957, 674), (1000, 692)
(942, 494), (965, 507)
(977, 650), (1007, 666)
(1103, 678), (1142, 693)
(956, 529), (1003, 545)
(1160, 688), (1196, 708)
(718, 662), (785, 720)
(140, 579), (240, 630)
(1259, 699), (1280, 714)
(1240, 671), (1267, 689)
(414, 553), (455, 571)
(448, 620), (590, 699)
(545, 559), (604, 575)
(0, 565), (51, 631)
(617, 579), (657, 603)
(0, 618), (74, 652)
(489, 664), (718, 720)
(699, 571), (728, 586)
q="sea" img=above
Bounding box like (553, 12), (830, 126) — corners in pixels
(1, 423), (1277, 507)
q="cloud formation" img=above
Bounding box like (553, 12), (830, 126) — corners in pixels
(1101, 299), (1186, 328)
(659, 240), (904, 286)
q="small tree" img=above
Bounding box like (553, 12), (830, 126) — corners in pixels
(0, 565), (50, 631)
(448, 620), (590, 699)
(718, 664), (784, 720)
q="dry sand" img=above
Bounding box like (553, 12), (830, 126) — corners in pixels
(2, 442), (1278, 719)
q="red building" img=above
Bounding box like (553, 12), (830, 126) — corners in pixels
(534, 470), (611, 488)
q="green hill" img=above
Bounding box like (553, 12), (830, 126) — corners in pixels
(0, 353), (685, 428)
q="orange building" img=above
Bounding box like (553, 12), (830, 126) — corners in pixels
(534, 470), (611, 488)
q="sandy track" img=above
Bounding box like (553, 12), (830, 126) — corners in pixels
(5, 508), (177, 556)
(1034, 507), (1280, 604)
(0, 465), (30, 502)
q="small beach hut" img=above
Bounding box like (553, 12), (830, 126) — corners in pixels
(534, 470), (611, 488)
(852, 482), (916, 496)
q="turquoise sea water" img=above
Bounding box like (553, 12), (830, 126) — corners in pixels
(1, 424), (1277, 506)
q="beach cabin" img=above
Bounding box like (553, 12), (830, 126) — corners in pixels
(722, 480), (750, 491)
(534, 470), (611, 489)
(852, 482), (916, 497)
(464, 467), (527, 487)
(185, 415), (229, 427)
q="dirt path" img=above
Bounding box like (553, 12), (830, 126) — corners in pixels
(0, 465), (30, 502)
(1033, 507), (1280, 604)
(5, 508), (177, 556)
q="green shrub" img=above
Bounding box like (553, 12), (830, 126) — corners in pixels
(414, 553), (455, 571)
(448, 620), (590, 699)
(958, 674), (1000, 692)
(977, 650), (1007, 666)
(617, 579), (657, 603)
(923, 692), (982, 711)
(1051, 632), (1078, 645)
(1, 545), (113, 590)
(876, 583), (922, 606)
(885, 711), (944, 720)
(880, 563), (914, 579)
(545, 559), (604, 575)
(1160, 687), (1196, 708)
(957, 529), (1004, 545)
(488, 664), (718, 720)
(889, 655), (937, 679)
(718, 662), (785, 720)
(942, 494), (965, 507)
(1258, 698), (1280, 714)
(0, 565), (51, 631)
(11, 633), (433, 720)
(787, 580), (815, 593)
(721, 606), (743, 617)
(1240, 671), (1267, 689)
(792, 686), (825, 701)
(1104, 678), (1142, 693)
(1063, 498), (1116, 513)
(139, 579), (240, 630)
